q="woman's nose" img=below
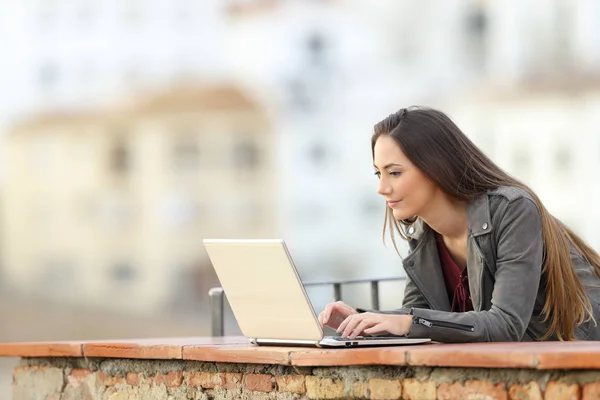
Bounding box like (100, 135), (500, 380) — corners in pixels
(377, 178), (391, 195)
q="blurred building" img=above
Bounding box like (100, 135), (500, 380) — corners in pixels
(449, 78), (600, 249)
(1, 0), (226, 115)
(222, 0), (493, 283)
(1, 85), (276, 312)
(2, 0), (600, 311)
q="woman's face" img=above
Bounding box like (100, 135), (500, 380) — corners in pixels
(373, 135), (440, 221)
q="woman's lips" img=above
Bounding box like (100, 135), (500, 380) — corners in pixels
(387, 200), (400, 207)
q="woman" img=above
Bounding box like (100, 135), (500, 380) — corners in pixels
(318, 107), (600, 342)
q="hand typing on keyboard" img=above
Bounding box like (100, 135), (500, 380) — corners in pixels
(336, 312), (414, 340)
(318, 301), (358, 331)
(318, 301), (413, 340)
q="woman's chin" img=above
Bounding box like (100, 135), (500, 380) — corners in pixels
(391, 209), (412, 221)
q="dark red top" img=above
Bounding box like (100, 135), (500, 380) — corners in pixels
(436, 233), (474, 312)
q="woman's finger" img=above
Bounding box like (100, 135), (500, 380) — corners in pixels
(317, 311), (325, 326)
(336, 315), (349, 334)
(341, 315), (363, 338)
(349, 319), (373, 339)
(363, 323), (387, 335)
(321, 304), (335, 325)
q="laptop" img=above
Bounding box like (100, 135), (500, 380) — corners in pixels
(203, 239), (431, 348)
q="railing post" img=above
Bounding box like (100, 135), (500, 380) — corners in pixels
(208, 287), (224, 337)
(370, 280), (380, 310)
(333, 283), (342, 302)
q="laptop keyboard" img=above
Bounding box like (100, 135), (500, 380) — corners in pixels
(329, 336), (405, 341)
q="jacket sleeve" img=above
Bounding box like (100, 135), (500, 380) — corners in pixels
(400, 275), (431, 309)
(406, 197), (543, 342)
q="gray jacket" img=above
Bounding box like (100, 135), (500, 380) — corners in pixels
(388, 186), (600, 342)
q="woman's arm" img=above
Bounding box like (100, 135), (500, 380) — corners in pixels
(346, 197), (543, 342)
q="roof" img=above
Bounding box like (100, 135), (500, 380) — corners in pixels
(10, 84), (266, 134)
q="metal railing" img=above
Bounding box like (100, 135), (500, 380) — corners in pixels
(208, 276), (406, 336)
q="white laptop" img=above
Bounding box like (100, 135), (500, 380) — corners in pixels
(203, 239), (431, 348)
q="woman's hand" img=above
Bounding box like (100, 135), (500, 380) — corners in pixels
(337, 312), (413, 339)
(318, 301), (358, 330)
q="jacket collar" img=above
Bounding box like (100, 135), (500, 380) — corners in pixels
(466, 193), (493, 237)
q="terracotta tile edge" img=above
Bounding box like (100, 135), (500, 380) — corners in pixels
(0, 343), (84, 358)
(405, 349), (537, 369)
(82, 344), (183, 360)
(182, 346), (292, 365)
(288, 348), (408, 367)
(534, 353), (600, 370)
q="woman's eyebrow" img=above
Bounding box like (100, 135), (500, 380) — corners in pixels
(373, 163), (404, 170)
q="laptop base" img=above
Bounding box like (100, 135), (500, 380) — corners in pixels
(253, 337), (431, 348)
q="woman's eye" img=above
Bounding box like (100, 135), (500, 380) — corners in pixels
(373, 171), (381, 178)
(390, 171), (402, 176)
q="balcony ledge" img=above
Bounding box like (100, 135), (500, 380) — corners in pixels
(3, 337), (600, 399)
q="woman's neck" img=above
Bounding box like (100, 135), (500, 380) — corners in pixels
(419, 193), (468, 240)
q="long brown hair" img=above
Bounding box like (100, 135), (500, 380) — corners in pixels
(372, 106), (600, 340)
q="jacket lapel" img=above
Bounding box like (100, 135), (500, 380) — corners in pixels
(466, 193), (494, 312)
(403, 224), (452, 312)
(402, 193), (494, 313)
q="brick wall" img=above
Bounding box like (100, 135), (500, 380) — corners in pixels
(12, 357), (600, 400)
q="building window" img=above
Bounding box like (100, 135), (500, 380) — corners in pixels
(38, 62), (60, 92)
(99, 195), (132, 229)
(307, 32), (326, 66)
(308, 142), (328, 166)
(111, 262), (137, 283)
(555, 146), (571, 170)
(464, 5), (488, 71)
(233, 140), (260, 170)
(110, 137), (130, 174)
(172, 137), (200, 172)
(160, 191), (198, 229)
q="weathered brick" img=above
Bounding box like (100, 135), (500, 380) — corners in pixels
(545, 382), (581, 400)
(184, 371), (217, 388)
(125, 372), (140, 386)
(276, 375), (306, 394)
(154, 371), (183, 387)
(244, 373), (275, 392)
(13, 366), (64, 400)
(509, 381), (543, 400)
(97, 371), (125, 387)
(305, 376), (344, 399)
(61, 385), (94, 400)
(352, 381), (368, 399)
(369, 378), (402, 400)
(63, 368), (98, 400)
(69, 369), (92, 382)
(13, 365), (46, 381)
(402, 378), (436, 400)
(438, 380), (507, 400)
(583, 382), (600, 400)
(216, 372), (243, 390)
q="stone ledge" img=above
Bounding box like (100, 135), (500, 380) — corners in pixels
(2, 338), (600, 370)
(11, 357), (600, 400)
